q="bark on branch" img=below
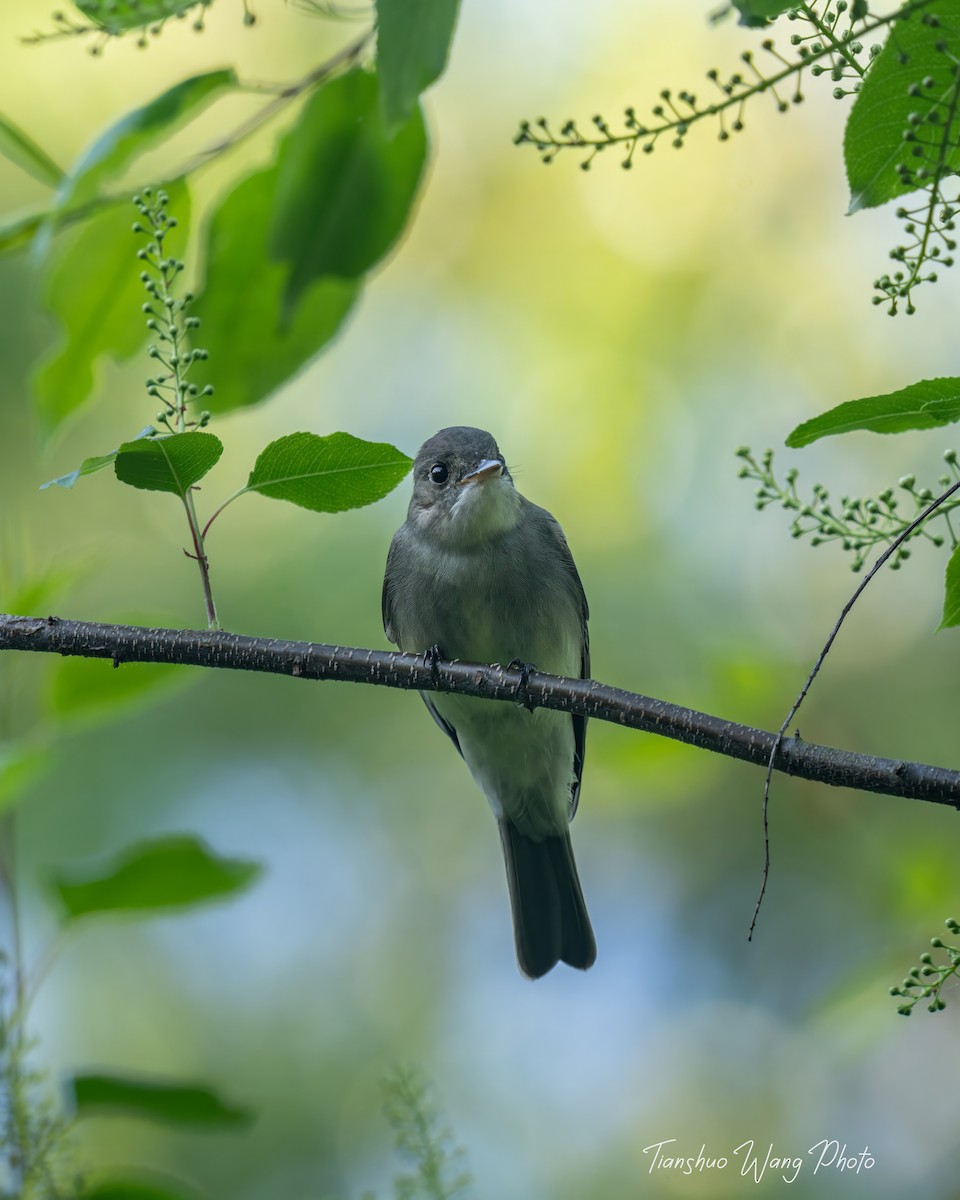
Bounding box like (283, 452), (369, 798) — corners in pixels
(1, 613), (958, 809)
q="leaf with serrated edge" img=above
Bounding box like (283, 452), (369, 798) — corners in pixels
(41, 426), (155, 490)
(114, 431), (223, 497)
(941, 542), (960, 629)
(52, 834), (262, 920)
(246, 431), (412, 512)
(787, 378), (960, 447)
(41, 452), (118, 490)
(845, 1), (960, 212)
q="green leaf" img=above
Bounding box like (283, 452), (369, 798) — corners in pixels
(52, 834), (263, 920)
(845, 1), (960, 212)
(268, 69), (427, 315)
(786, 378), (960, 447)
(56, 71), (237, 214)
(82, 1172), (202, 1200)
(0, 209), (45, 255)
(246, 431), (412, 512)
(0, 744), (53, 815)
(941, 542), (960, 628)
(32, 180), (190, 437)
(1, 561), (83, 616)
(0, 113), (64, 188)
(70, 1072), (253, 1128)
(0, 195), (131, 258)
(114, 431), (223, 497)
(41, 452), (119, 490)
(732, 0), (795, 24)
(376, 0), (461, 132)
(75, 0), (204, 33)
(193, 165), (359, 413)
(40, 429), (155, 491)
(51, 653), (182, 725)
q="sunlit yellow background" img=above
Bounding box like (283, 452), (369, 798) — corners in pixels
(2, 0), (960, 1196)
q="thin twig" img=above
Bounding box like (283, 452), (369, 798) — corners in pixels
(748, 477), (960, 940)
(185, 28), (373, 169)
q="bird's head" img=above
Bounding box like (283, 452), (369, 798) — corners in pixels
(407, 426), (521, 548)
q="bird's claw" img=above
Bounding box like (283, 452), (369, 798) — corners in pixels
(508, 659), (537, 713)
(423, 644), (444, 682)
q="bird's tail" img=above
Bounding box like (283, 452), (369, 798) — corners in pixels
(497, 819), (596, 979)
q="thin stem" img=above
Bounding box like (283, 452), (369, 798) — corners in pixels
(748, 475), (960, 939)
(201, 486), (251, 540)
(904, 76), (960, 295)
(800, 1), (867, 79)
(25, 30), (374, 247)
(519, 0), (937, 157)
(182, 491), (219, 630)
(187, 28), (373, 168)
(945, 507), (958, 548)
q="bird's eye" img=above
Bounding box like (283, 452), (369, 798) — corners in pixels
(429, 463), (449, 484)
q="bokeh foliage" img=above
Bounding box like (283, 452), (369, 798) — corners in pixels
(0, 1), (960, 1198)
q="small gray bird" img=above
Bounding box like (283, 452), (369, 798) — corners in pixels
(382, 427), (596, 978)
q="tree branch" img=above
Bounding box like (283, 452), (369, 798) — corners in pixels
(2, 613), (958, 808)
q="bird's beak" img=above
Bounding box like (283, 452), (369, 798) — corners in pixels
(459, 458), (503, 485)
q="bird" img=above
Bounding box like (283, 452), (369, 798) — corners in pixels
(382, 426), (595, 978)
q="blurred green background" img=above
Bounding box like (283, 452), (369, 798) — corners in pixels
(2, 0), (960, 1196)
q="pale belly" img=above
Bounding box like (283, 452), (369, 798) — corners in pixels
(431, 691), (576, 841)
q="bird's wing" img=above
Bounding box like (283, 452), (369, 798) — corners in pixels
(383, 533), (465, 759)
(420, 694), (464, 758)
(381, 535), (400, 645)
(543, 514), (590, 820)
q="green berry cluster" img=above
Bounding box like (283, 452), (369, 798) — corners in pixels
(514, 2), (881, 169)
(133, 189), (213, 434)
(23, 0), (255, 50)
(76, 0), (208, 31)
(872, 19), (960, 314)
(737, 447), (960, 572)
(891, 919), (960, 1014)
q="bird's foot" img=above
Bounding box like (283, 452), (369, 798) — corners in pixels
(423, 644), (445, 682)
(507, 659), (538, 713)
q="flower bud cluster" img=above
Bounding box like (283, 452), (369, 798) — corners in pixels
(737, 446), (960, 573)
(891, 919), (960, 1015)
(133, 189), (213, 434)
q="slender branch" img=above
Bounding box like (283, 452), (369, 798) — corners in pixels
(799, 2), (866, 80)
(21, 29), (375, 245)
(180, 492), (219, 630)
(1, 614), (958, 807)
(748, 476), (960, 939)
(201, 486), (250, 540)
(516, 0), (937, 162)
(186, 28), (373, 169)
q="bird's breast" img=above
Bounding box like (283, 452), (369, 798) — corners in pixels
(410, 550), (579, 675)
